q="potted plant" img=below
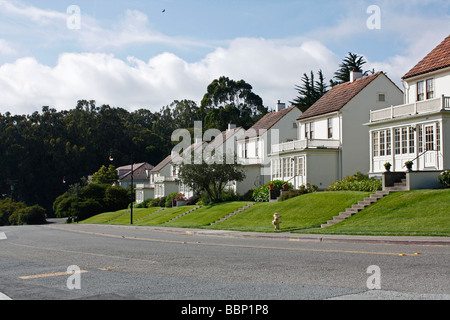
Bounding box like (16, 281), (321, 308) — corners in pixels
(174, 193), (187, 207)
(384, 162), (392, 172)
(405, 161), (413, 172)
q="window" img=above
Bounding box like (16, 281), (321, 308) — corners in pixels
(418, 126), (423, 153)
(373, 132), (379, 157)
(244, 141), (248, 158)
(417, 81), (425, 101)
(255, 141), (259, 157)
(386, 130), (392, 156)
(394, 129), (401, 155)
(297, 157), (304, 176)
(379, 131), (385, 156)
(328, 118), (333, 139)
(426, 79), (435, 99)
(425, 126), (434, 151)
(272, 159), (281, 179)
(378, 93), (386, 102)
(409, 127), (415, 154)
(305, 122), (314, 140)
(402, 128), (408, 154)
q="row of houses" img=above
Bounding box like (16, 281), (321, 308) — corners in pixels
(131, 34), (450, 204)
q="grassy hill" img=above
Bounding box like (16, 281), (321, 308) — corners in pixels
(304, 189), (450, 237)
(79, 189), (450, 236)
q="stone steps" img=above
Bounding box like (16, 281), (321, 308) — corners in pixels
(321, 189), (395, 228)
(210, 203), (255, 225)
(164, 206), (202, 223)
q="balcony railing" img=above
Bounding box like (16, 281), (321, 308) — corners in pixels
(272, 139), (340, 154)
(154, 176), (177, 183)
(370, 95), (450, 122)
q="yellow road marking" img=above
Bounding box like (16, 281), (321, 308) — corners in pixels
(43, 226), (420, 257)
(20, 270), (88, 280)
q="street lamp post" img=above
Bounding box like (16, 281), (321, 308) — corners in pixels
(130, 157), (133, 225)
(110, 150), (134, 225)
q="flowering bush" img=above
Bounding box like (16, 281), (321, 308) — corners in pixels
(165, 193), (186, 207)
(439, 170), (450, 188)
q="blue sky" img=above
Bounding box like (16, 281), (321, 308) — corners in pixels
(0, 0), (449, 114)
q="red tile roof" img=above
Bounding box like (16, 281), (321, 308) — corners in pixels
(238, 106), (297, 140)
(297, 72), (383, 120)
(402, 34), (450, 80)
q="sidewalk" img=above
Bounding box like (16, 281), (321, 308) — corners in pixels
(100, 224), (450, 246)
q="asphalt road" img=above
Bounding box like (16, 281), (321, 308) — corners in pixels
(0, 223), (449, 304)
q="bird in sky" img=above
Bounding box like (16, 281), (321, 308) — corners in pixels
(162, 9), (165, 13)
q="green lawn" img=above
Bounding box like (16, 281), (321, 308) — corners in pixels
(79, 189), (450, 236)
(164, 202), (252, 228)
(304, 189), (450, 237)
(133, 206), (197, 226)
(209, 191), (370, 232)
(81, 207), (162, 225)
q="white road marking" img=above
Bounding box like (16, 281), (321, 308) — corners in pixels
(0, 232), (7, 240)
(0, 292), (12, 300)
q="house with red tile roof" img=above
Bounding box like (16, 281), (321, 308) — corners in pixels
(367, 34), (450, 189)
(236, 102), (302, 188)
(270, 71), (403, 189)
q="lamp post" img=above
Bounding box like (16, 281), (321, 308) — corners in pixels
(110, 150), (134, 225)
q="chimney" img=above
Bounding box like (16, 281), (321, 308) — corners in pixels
(227, 123), (236, 131)
(276, 100), (286, 112)
(350, 70), (363, 82)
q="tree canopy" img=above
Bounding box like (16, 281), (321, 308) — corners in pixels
(291, 70), (328, 112)
(0, 76), (268, 214)
(330, 52), (371, 86)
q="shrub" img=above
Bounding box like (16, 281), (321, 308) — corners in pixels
(0, 198), (26, 226)
(329, 172), (382, 192)
(165, 193), (186, 207)
(8, 205), (46, 225)
(148, 197), (166, 207)
(278, 183), (319, 201)
(252, 180), (293, 202)
(439, 170), (450, 188)
(186, 195), (200, 205)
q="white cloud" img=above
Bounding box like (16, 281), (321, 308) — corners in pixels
(0, 38), (341, 115)
(0, 39), (16, 55)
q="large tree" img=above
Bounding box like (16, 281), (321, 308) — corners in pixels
(291, 70), (328, 112)
(199, 76), (268, 130)
(177, 155), (246, 204)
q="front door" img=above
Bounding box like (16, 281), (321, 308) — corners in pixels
(424, 124), (437, 168)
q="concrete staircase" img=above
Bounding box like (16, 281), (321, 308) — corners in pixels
(321, 176), (408, 228)
(210, 203), (255, 225)
(164, 206), (202, 223)
(134, 207), (166, 223)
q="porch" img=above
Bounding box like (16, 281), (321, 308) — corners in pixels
(370, 95), (450, 122)
(272, 139), (340, 154)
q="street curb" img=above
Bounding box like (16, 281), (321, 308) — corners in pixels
(81, 224), (450, 246)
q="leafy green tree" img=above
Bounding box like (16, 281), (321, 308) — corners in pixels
(177, 155), (246, 204)
(91, 165), (119, 185)
(200, 76), (268, 130)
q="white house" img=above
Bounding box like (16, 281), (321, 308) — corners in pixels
(367, 35), (450, 188)
(270, 71), (404, 189)
(237, 102), (302, 188)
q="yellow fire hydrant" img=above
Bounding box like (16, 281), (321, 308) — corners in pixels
(272, 213), (282, 231)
